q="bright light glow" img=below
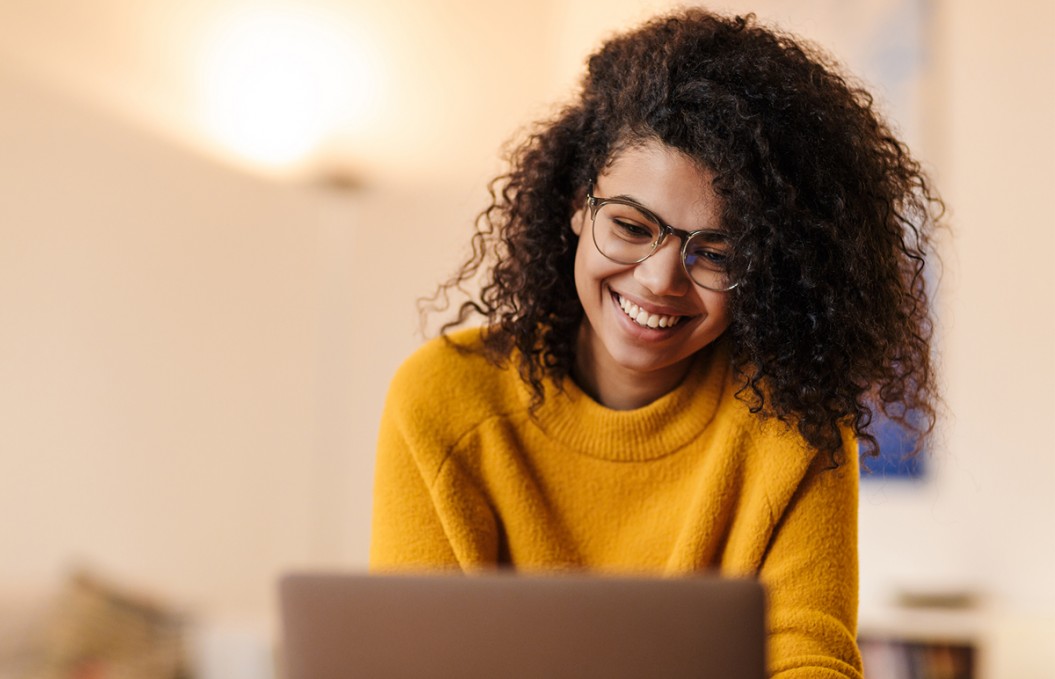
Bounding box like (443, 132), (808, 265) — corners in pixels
(196, 3), (380, 176)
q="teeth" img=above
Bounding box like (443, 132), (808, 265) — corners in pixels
(617, 295), (682, 329)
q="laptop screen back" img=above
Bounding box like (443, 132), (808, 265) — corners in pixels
(280, 572), (766, 679)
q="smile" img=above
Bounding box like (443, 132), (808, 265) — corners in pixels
(616, 293), (685, 329)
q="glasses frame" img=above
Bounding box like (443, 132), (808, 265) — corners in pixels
(586, 185), (738, 292)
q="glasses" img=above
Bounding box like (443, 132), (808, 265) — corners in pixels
(586, 186), (738, 292)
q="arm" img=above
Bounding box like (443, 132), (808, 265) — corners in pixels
(368, 363), (500, 570)
(761, 445), (863, 679)
(368, 401), (461, 569)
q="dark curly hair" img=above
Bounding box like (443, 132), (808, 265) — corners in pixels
(424, 9), (944, 463)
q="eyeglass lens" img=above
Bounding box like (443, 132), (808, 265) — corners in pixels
(591, 201), (733, 290)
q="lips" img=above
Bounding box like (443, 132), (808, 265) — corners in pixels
(615, 293), (685, 329)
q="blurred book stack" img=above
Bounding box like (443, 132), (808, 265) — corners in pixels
(860, 636), (975, 679)
(3, 571), (189, 679)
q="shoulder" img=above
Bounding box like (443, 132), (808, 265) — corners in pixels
(383, 327), (527, 447)
(742, 409), (860, 515)
(389, 327), (511, 399)
(710, 367), (858, 495)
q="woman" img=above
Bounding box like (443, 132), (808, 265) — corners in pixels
(370, 9), (941, 678)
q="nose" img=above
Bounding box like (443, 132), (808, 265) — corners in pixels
(633, 238), (691, 297)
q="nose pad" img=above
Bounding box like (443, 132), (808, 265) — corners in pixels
(634, 239), (690, 296)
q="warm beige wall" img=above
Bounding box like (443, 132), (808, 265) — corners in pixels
(902, 0), (1055, 610)
(1, 0), (1052, 644)
(0, 64), (340, 620)
(0, 0), (564, 187)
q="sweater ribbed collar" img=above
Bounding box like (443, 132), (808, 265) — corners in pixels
(527, 343), (729, 462)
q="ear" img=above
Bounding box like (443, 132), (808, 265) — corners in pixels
(570, 188), (588, 237)
(570, 205), (586, 237)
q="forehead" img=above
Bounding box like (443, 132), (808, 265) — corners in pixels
(598, 139), (722, 228)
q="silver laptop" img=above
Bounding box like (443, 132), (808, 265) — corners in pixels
(279, 572), (767, 679)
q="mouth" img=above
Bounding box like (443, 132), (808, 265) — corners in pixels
(614, 292), (686, 329)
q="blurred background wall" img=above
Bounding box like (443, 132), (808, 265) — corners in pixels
(0, 0), (1052, 676)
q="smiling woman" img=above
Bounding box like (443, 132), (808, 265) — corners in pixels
(370, 8), (943, 679)
(569, 142), (733, 411)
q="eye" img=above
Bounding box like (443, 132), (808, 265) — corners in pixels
(685, 233), (732, 270)
(612, 218), (654, 240)
(686, 248), (728, 266)
(597, 202), (660, 244)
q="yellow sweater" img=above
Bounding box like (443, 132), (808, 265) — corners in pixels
(370, 329), (862, 679)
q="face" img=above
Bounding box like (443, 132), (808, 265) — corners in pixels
(570, 139), (732, 401)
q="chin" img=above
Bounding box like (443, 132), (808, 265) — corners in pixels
(603, 339), (697, 376)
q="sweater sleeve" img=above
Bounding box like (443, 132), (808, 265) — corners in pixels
(761, 441), (863, 679)
(368, 390), (461, 570)
(368, 339), (501, 570)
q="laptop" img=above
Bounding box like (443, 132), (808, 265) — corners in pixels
(279, 572), (767, 679)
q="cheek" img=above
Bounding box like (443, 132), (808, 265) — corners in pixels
(702, 293), (733, 333)
(572, 232), (593, 308)
(572, 231), (626, 307)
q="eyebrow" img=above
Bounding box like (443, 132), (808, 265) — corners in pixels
(607, 193), (668, 221)
(603, 191), (726, 235)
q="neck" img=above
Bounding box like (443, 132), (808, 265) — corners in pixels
(572, 327), (696, 411)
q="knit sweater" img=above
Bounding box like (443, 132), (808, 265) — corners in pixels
(370, 329), (863, 679)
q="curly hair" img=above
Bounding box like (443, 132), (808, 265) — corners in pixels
(424, 9), (944, 463)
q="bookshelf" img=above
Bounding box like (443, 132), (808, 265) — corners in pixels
(858, 605), (985, 679)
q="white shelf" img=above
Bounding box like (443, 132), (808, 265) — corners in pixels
(859, 605), (987, 645)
